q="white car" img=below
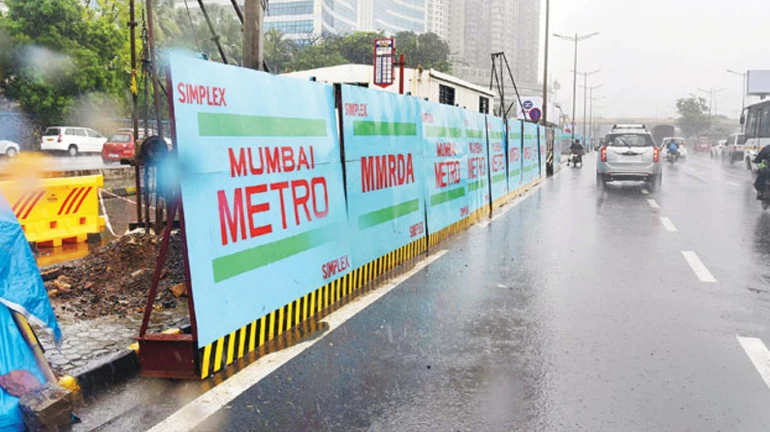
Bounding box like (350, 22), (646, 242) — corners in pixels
(40, 126), (107, 156)
(0, 140), (20, 158)
(710, 139), (727, 159)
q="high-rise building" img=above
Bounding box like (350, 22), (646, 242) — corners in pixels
(447, 0), (541, 95)
(262, 0), (429, 41)
(425, 0), (448, 39)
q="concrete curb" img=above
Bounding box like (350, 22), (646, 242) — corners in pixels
(57, 326), (189, 398)
(101, 186), (136, 197)
(61, 349), (139, 397)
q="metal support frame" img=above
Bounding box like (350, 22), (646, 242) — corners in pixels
(134, 14), (201, 379)
(196, 0), (229, 64)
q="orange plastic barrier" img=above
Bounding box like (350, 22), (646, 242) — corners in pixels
(0, 175), (106, 247)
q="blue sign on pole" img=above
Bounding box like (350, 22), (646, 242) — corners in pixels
(529, 107), (542, 122)
(523, 100), (534, 110)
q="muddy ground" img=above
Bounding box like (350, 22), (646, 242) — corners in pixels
(42, 231), (186, 319)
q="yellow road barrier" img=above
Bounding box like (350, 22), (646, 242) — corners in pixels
(0, 175), (106, 247)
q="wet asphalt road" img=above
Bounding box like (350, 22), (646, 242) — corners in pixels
(78, 154), (770, 431)
(0, 154), (122, 172)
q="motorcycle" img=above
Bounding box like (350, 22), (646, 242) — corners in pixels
(567, 152), (582, 168)
(760, 179), (770, 210)
(666, 150), (679, 165)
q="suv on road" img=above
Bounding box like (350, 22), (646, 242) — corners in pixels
(597, 125), (662, 189)
(40, 127), (107, 156)
(725, 133), (746, 165)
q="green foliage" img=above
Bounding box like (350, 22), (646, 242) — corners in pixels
(257, 30), (452, 74)
(0, 0), (131, 126)
(394, 31), (452, 72)
(161, 1), (243, 65)
(676, 96), (710, 137)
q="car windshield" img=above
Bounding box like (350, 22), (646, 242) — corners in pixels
(109, 134), (131, 143)
(607, 134), (652, 147)
(44, 128), (59, 136)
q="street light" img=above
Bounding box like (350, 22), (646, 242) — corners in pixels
(726, 69), (747, 111)
(554, 31), (599, 144)
(541, 0), (551, 125)
(574, 69), (601, 140)
(697, 87), (726, 118)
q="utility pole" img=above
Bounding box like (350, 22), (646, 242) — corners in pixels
(726, 69), (747, 112)
(697, 87), (726, 127)
(243, 0), (265, 70)
(554, 31), (599, 144)
(584, 85), (604, 143)
(541, 0), (550, 126)
(574, 69), (600, 143)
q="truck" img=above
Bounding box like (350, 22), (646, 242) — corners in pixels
(652, 124), (676, 147)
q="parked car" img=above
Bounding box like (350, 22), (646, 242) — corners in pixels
(117, 128), (172, 148)
(596, 125), (662, 189)
(725, 133), (746, 165)
(710, 139), (727, 159)
(0, 140), (20, 158)
(40, 127), (108, 156)
(101, 132), (136, 163)
(694, 137), (712, 153)
(661, 137), (687, 160)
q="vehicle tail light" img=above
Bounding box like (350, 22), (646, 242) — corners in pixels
(601, 146), (607, 162)
(57, 134), (62, 143)
(653, 146), (660, 162)
(734, 145), (737, 151)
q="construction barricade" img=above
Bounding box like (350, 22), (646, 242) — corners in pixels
(0, 175), (105, 247)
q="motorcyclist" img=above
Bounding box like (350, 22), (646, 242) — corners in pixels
(753, 145), (770, 199)
(667, 140), (679, 161)
(569, 139), (584, 165)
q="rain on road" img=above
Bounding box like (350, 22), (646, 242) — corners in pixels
(77, 154), (770, 431)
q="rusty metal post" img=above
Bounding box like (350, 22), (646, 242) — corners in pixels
(129, 0), (143, 226)
(399, 54), (405, 95)
(145, 0), (164, 140)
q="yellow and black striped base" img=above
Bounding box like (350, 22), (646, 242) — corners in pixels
(198, 236), (428, 379)
(198, 180), (544, 379)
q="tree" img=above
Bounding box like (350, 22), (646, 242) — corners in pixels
(0, 0), (131, 126)
(675, 96), (710, 137)
(264, 29), (295, 73)
(395, 31), (451, 73)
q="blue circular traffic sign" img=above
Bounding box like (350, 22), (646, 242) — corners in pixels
(523, 100), (534, 110)
(529, 107), (542, 122)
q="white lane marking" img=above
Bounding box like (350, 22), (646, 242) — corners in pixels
(147, 250), (449, 432)
(681, 251), (717, 283)
(659, 217), (677, 232)
(641, 189), (649, 195)
(647, 199), (660, 209)
(478, 183), (542, 228)
(728, 181), (740, 187)
(737, 336), (770, 391)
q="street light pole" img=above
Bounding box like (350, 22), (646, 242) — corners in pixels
(727, 69), (747, 112)
(574, 69), (601, 142)
(554, 31), (599, 145)
(541, 0), (550, 126)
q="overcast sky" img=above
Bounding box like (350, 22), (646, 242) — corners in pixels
(544, 0), (770, 120)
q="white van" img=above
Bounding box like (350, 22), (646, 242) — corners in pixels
(40, 127), (108, 156)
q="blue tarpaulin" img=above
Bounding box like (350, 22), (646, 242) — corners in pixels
(0, 193), (60, 342)
(0, 302), (44, 431)
(0, 192), (61, 430)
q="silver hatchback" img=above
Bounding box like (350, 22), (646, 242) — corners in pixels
(596, 128), (662, 188)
